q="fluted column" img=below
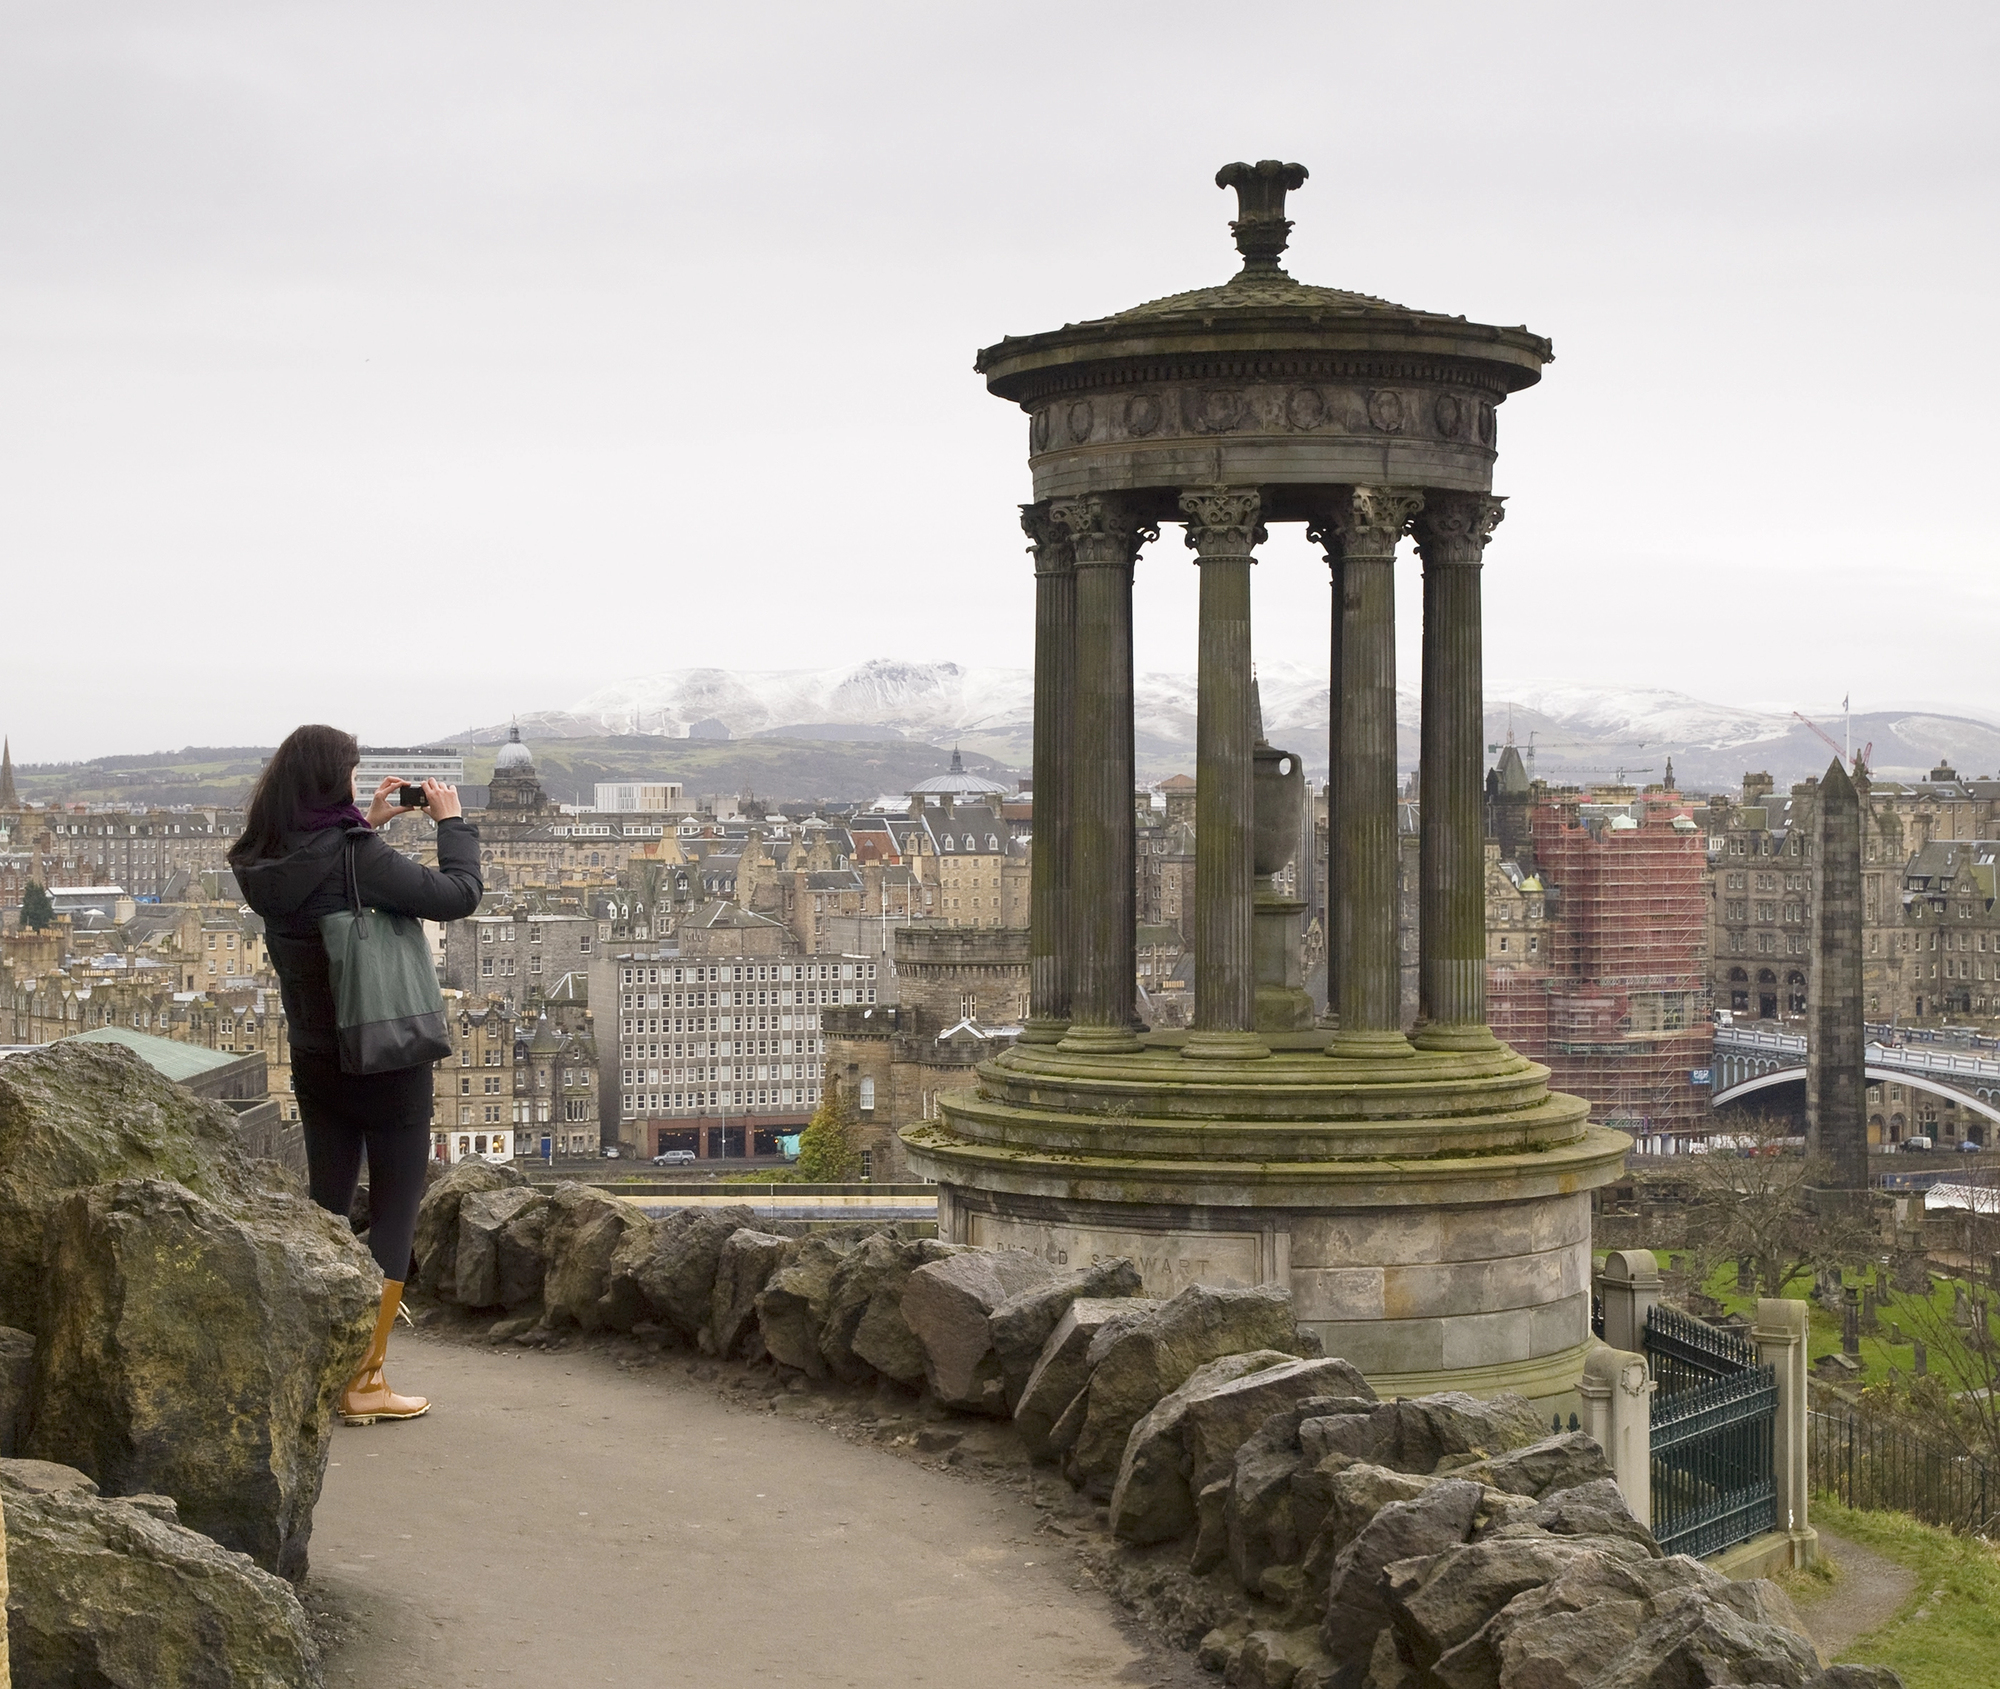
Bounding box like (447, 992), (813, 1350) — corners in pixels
(1021, 501), (1076, 1045)
(1180, 486), (1269, 1060)
(1413, 492), (1506, 1051)
(1050, 494), (1157, 1055)
(1307, 520), (1346, 1027)
(1323, 486), (1423, 1061)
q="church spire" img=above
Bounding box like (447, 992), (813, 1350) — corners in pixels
(0, 737), (17, 809)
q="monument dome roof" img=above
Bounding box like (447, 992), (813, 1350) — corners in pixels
(976, 160), (1551, 401)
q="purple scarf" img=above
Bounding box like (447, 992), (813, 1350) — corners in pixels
(297, 802), (370, 833)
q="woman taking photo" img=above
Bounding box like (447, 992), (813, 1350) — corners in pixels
(231, 724), (483, 1423)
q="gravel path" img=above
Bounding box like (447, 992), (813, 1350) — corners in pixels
(307, 1331), (1208, 1687)
(1787, 1527), (1920, 1662)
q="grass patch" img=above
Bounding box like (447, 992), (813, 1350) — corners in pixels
(1810, 1498), (2000, 1687)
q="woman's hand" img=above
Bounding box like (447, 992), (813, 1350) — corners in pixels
(364, 775), (406, 828)
(424, 779), (463, 821)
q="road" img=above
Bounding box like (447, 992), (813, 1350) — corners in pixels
(308, 1332), (1203, 1687)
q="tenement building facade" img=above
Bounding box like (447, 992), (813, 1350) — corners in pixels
(592, 906), (884, 1159)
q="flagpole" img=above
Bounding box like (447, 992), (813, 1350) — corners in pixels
(1844, 694), (1851, 763)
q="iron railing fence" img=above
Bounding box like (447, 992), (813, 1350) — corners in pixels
(1645, 1302), (1757, 1397)
(1650, 1364), (1780, 1558)
(1809, 1408), (2000, 1536)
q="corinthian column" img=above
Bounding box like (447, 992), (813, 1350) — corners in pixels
(1050, 493), (1157, 1055)
(1021, 501), (1075, 1045)
(1413, 492), (1506, 1051)
(1322, 486), (1423, 1061)
(1179, 486), (1269, 1060)
(1306, 518), (1345, 1027)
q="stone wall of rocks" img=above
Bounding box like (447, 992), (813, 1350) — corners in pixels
(414, 1161), (1897, 1689)
(0, 1041), (379, 1688)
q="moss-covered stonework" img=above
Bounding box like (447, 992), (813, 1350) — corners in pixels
(902, 1034), (1628, 1409)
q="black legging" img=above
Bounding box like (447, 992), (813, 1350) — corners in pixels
(293, 1051), (433, 1282)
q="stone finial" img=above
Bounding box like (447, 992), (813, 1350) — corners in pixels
(1215, 160), (1308, 274)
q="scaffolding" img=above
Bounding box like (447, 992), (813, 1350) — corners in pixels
(1513, 794), (1714, 1141)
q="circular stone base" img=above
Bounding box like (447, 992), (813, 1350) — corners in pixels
(900, 1035), (1629, 1408)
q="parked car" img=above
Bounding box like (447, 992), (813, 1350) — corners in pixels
(1958, 1138), (1983, 1153)
(601, 1146), (620, 1159)
(1903, 1136), (1934, 1152)
(652, 1149), (697, 1166)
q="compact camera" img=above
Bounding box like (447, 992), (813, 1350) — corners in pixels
(395, 784), (428, 809)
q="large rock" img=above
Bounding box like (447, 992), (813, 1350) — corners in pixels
(848, 1240), (966, 1383)
(817, 1235), (963, 1383)
(0, 1041), (261, 1331)
(1070, 1283), (1310, 1491)
(412, 1157), (526, 1298)
(709, 1229), (792, 1358)
(1014, 1297), (1160, 1460)
(1218, 1397), (1382, 1592)
(1112, 1356), (1375, 1545)
(543, 1184), (654, 1331)
(1467, 1549), (1801, 1689)
(1392, 1392), (1549, 1473)
(0, 1458), (319, 1688)
(901, 1248), (1062, 1414)
(1506, 1478), (1661, 1557)
(987, 1257), (1145, 1408)
(1320, 1479), (1483, 1665)
(757, 1235), (861, 1377)
(451, 1186), (550, 1310)
(0, 1323), (32, 1457)
(1392, 1534), (1650, 1681)
(23, 1177), (375, 1581)
(623, 1205), (758, 1341)
(1589, 1583), (1822, 1689)
(1451, 1432), (1616, 1499)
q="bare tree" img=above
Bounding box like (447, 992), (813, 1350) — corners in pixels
(1682, 1112), (1877, 1298)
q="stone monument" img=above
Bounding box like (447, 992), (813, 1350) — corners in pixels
(902, 162), (1629, 1409)
(1808, 759), (1867, 1194)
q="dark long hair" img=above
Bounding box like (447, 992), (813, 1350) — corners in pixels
(229, 724), (359, 867)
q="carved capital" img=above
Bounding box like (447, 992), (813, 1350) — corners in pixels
(1178, 486), (1267, 558)
(1310, 486), (1424, 562)
(1050, 493), (1158, 568)
(1412, 491), (1506, 567)
(1020, 501), (1074, 576)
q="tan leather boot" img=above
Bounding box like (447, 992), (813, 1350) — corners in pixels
(339, 1280), (430, 1425)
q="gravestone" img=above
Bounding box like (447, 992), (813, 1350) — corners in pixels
(1842, 1287), (1861, 1357)
(1913, 1339), (1928, 1377)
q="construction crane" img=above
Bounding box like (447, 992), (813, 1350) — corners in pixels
(1792, 711), (1872, 774)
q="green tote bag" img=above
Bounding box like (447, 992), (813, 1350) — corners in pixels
(318, 832), (452, 1074)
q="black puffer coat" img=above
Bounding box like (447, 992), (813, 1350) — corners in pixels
(236, 819), (484, 1057)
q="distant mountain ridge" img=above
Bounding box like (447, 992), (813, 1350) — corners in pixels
(455, 659), (2000, 794)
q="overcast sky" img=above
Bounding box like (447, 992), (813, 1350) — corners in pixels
(3, 2), (1995, 761)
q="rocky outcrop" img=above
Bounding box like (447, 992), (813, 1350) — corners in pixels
(0, 1323), (31, 1457)
(1068, 1284), (1312, 1491)
(710, 1229), (792, 1359)
(819, 1234), (963, 1383)
(1111, 1355), (1375, 1545)
(622, 1205), (758, 1341)
(412, 1157), (526, 1299)
(1015, 1297), (1160, 1460)
(987, 1258), (1147, 1408)
(451, 1185), (550, 1310)
(25, 1177), (377, 1580)
(757, 1234), (862, 1377)
(1, 1457), (321, 1688)
(0, 1041), (261, 1330)
(901, 1248), (1063, 1414)
(543, 1184), (654, 1331)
